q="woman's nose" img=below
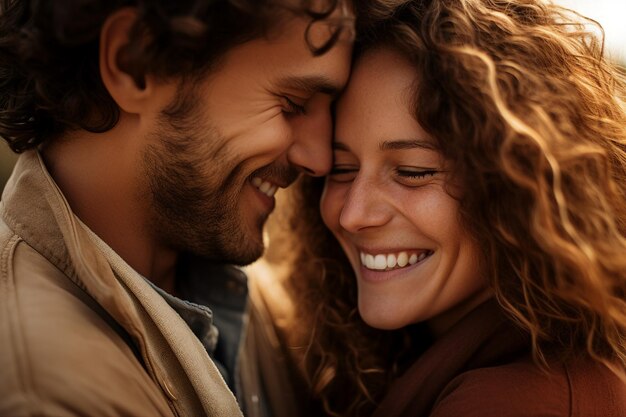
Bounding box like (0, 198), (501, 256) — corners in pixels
(339, 176), (392, 232)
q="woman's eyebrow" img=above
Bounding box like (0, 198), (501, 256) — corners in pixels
(332, 139), (436, 152)
(380, 139), (436, 151)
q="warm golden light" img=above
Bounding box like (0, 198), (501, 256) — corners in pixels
(555, 0), (626, 62)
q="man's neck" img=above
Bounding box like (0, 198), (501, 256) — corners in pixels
(41, 123), (178, 293)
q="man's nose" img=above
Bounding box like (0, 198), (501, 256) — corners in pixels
(339, 176), (392, 233)
(286, 102), (333, 177)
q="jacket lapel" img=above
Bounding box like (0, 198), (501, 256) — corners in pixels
(1, 151), (243, 417)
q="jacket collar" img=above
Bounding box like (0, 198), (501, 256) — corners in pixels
(1, 150), (243, 417)
(1, 150), (136, 328)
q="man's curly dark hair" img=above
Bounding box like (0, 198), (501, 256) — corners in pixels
(0, 0), (352, 152)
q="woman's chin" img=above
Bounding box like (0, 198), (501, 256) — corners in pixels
(358, 304), (413, 331)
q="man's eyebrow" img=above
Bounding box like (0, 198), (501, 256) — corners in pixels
(279, 75), (342, 97)
(380, 139), (437, 151)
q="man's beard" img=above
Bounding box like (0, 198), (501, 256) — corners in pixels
(140, 111), (265, 266)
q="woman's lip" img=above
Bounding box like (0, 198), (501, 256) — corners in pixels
(356, 252), (433, 283)
(355, 246), (430, 254)
(358, 249), (433, 270)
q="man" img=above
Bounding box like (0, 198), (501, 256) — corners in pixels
(0, 0), (357, 415)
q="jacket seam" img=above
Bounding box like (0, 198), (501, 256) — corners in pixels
(1, 207), (76, 287)
(0, 234), (43, 413)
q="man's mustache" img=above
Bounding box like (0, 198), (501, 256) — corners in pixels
(251, 164), (300, 188)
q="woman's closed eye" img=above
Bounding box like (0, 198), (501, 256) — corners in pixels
(395, 167), (441, 186)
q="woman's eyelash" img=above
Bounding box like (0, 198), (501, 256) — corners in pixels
(397, 169), (439, 179)
(282, 96), (306, 115)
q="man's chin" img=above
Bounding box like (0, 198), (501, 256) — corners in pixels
(229, 245), (265, 266)
(180, 218), (267, 265)
(227, 219), (268, 266)
(199, 236), (265, 266)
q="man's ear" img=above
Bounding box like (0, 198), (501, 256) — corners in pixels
(99, 8), (160, 115)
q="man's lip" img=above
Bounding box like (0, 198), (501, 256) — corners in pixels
(259, 178), (291, 189)
(251, 182), (276, 211)
(250, 175), (296, 189)
(250, 175), (295, 188)
(250, 165), (299, 189)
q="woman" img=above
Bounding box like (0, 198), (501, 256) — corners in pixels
(281, 0), (626, 416)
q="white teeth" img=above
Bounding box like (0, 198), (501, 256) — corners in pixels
(251, 177), (278, 197)
(374, 255), (387, 270)
(259, 182), (271, 193)
(359, 250), (431, 271)
(397, 252), (408, 267)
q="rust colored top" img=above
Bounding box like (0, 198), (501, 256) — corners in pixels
(373, 300), (626, 417)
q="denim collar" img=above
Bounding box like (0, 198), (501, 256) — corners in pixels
(146, 279), (219, 356)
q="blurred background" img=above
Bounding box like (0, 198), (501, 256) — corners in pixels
(559, 0), (626, 64)
(1, 0), (625, 194)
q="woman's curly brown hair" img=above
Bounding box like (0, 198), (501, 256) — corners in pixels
(0, 0), (350, 152)
(282, 0), (626, 416)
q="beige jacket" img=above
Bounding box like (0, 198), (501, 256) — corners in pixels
(0, 151), (244, 417)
